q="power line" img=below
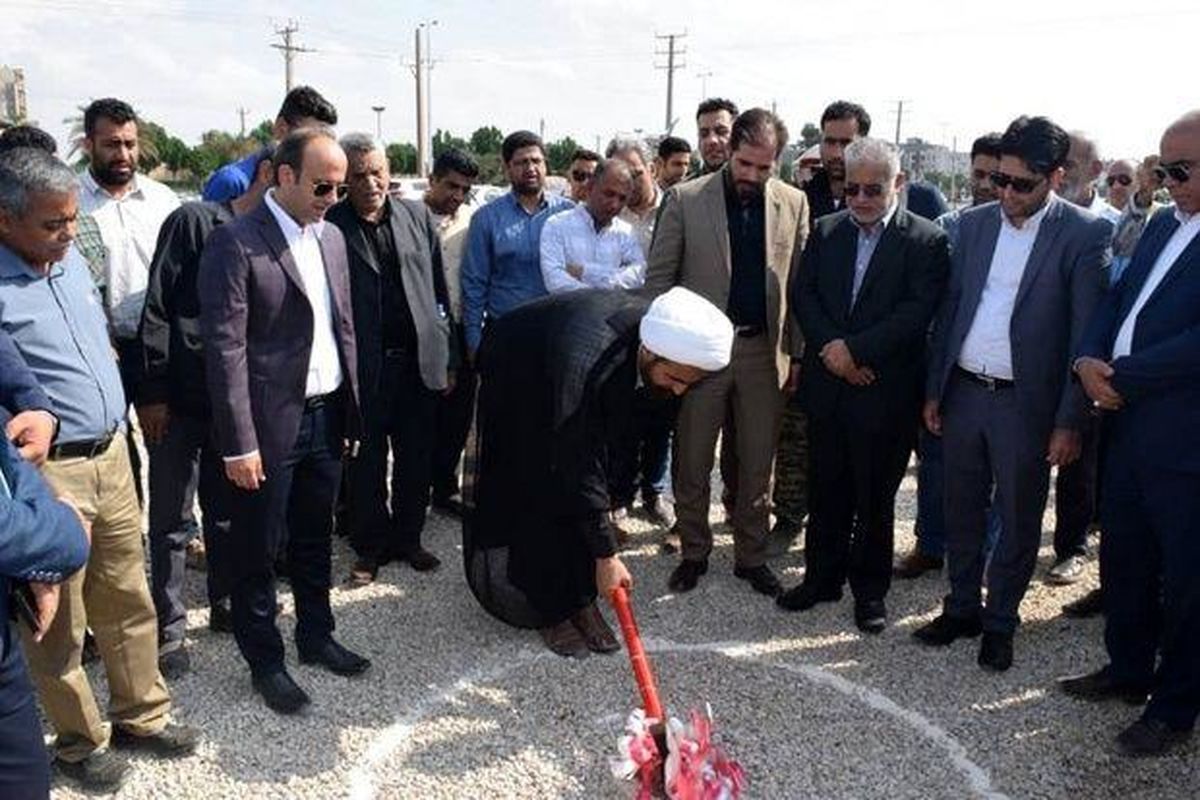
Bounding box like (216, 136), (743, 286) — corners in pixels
(654, 32), (686, 134)
(271, 19), (312, 93)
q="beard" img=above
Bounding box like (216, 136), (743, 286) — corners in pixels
(92, 161), (135, 188)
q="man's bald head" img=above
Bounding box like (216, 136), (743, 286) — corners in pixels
(1105, 158), (1138, 210)
(1160, 110), (1200, 215)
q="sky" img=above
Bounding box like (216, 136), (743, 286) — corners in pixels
(2, 0), (1196, 165)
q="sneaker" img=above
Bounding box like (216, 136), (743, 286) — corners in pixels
(111, 722), (200, 759)
(1047, 555), (1086, 585)
(55, 749), (131, 792)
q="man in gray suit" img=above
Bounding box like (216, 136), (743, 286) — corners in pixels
(916, 116), (1110, 671)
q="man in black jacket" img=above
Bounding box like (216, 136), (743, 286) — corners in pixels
(328, 134), (454, 584)
(778, 137), (949, 633)
(137, 146), (273, 679)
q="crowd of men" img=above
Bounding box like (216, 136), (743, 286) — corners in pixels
(0, 83), (1197, 796)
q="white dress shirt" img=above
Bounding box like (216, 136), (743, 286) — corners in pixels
(850, 200), (898, 307)
(77, 170), (180, 339)
(264, 190), (344, 398)
(1112, 208), (1200, 358)
(539, 204), (646, 294)
(1088, 192), (1122, 227)
(957, 199), (1053, 379)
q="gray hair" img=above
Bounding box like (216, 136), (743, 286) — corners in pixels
(338, 132), (385, 160)
(0, 147), (79, 216)
(592, 157), (633, 186)
(844, 137), (900, 181)
(605, 136), (652, 167)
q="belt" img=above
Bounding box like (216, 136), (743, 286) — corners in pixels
(955, 365), (1014, 391)
(734, 324), (765, 338)
(48, 433), (115, 461)
(304, 386), (344, 411)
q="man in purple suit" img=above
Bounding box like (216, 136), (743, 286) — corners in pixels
(199, 128), (365, 714)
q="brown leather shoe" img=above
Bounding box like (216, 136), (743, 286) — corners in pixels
(571, 603), (621, 654)
(894, 548), (944, 579)
(539, 619), (590, 658)
(347, 559), (378, 587)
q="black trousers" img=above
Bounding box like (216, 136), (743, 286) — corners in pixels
(431, 348), (476, 502)
(803, 408), (914, 603)
(349, 356), (438, 562)
(228, 397), (344, 677)
(609, 388), (675, 507)
(0, 693), (49, 799)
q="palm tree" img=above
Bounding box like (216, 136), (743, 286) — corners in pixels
(63, 103), (160, 169)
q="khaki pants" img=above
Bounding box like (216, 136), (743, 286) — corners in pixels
(674, 334), (784, 568)
(21, 435), (171, 762)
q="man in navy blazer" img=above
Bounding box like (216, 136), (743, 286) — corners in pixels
(200, 128), (366, 714)
(1060, 110), (1200, 757)
(917, 117), (1110, 671)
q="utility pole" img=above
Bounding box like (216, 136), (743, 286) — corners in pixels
(696, 69), (714, 99)
(413, 28), (427, 177)
(371, 105), (386, 143)
(237, 107), (248, 139)
(539, 118), (545, 140)
(424, 21), (438, 167)
(655, 32), (687, 133)
(891, 99), (906, 145)
(271, 19), (311, 93)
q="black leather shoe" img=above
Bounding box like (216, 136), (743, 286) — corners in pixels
(913, 613), (982, 646)
(396, 546), (442, 572)
(1063, 588), (1103, 619)
(55, 749), (131, 793)
(158, 646), (190, 681)
(209, 602), (233, 633)
(764, 518), (802, 559)
(978, 631), (1014, 672)
(668, 559), (708, 592)
(734, 564), (782, 597)
(253, 670), (311, 714)
(1059, 667), (1149, 705)
(854, 599), (887, 634)
(299, 639), (371, 677)
(776, 582), (842, 612)
(112, 721), (200, 758)
(1116, 718), (1192, 757)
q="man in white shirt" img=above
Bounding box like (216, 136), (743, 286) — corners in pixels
(540, 158), (645, 293)
(199, 128), (367, 715)
(1062, 109), (1200, 758)
(1062, 130), (1121, 226)
(608, 137), (662, 256)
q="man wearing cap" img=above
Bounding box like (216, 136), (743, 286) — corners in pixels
(464, 287), (732, 658)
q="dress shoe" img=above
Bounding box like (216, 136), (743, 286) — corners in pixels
(571, 602), (621, 653)
(348, 558), (379, 587)
(660, 526), (682, 554)
(1047, 554), (1086, 585)
(893, 548), (944, 579)
(854, 599), (887, 634)
(642, 495), (676, 528)
(209, 601), (233, 633)
(978, 631), (1014, 672)
(1063, 588), (1103, 618)
(776, 582), (842, 612)
(765, 518), (802, 559)
(395, 545), (441, 572)
(158, 646), (190, 681)
(539, 619), (590, 658)
(734, 564), (783, 597)
(55, 749), (131, 793)
(1116, 718), (1192, 758)
(1059, 667), (1149, 705)
(112, 721), (200, 758)
(253, 670), (311, 714)
(912, 613), (982, 646)
(299, 639), (372, 677)
(668, 559), (708, 592)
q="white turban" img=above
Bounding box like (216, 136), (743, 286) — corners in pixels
(639, 287), (734, 372)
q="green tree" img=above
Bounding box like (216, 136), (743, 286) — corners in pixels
(432, 129), (470, 158)
(63, 104), (160, 168)
(799, 122), (821, 149)
(469, 125), (504, 156)
(249, 119), (274, 146)
(544, 136), (581, 174)
(386, 142), (418, 175)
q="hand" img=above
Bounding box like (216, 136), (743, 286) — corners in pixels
(1047, 428), (1082, 467)
(595, 556), (633, 598)
(27, 582), (61, 642)
(136, 403), (170, 446)
(819, 339), (857, 378)
(57, 495), (92, 544)
(1075, 357), (1123, 411)
(566, 263), (585, 280)
(443, 371), (457, 396)
(923, 400), (942, 436)
(845, 366), (876, 386)
(224, 453), (266, 491)
(6, 410), (56, 465)
(784, 363), (801, 394)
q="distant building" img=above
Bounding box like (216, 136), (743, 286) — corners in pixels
(898, 137), (968, 179)
(0, 65), (28, 125)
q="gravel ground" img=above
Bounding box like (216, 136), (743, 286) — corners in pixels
(49, 464), (1199, 799)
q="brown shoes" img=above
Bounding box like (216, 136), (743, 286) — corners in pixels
(539, 619), (590, 658)
(571, 603), (621, 654)
(893, 548), (944, 579)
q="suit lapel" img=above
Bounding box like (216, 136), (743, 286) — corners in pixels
(1116, 214), (1179, 321)
(1140, 216), (1200, 311)
(961, 207), (1002, 317)
(1013, 197), (1065, 311)
(255, 201), (308, 298)
(703, 173), (732, 274)
(830, 216), (859, 319)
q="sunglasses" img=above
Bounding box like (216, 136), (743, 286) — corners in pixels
(313, 180), (348, 199)
(1106, 174), (1133, 187)
(1154, 160), (1193, 184)
(989, 171), (1044, 194)
(570, 170), (594, 182)
(844, 182), (884, 198)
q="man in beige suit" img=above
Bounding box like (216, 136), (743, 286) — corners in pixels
(646, 108), (809, 596)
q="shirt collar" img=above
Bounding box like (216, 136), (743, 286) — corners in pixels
(0, 240), (68, 279)
(265, 189), (325, 240)
(851, 199), (898, 237)
(506, 190), (549, 215)
(1174, 206), (1200, 227)
(1002, 193), (1053, 233)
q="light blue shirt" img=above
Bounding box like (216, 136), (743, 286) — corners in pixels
(460, 191), (574, 352)
(0, 243), (125, 443)
(849, 201), (898, 307)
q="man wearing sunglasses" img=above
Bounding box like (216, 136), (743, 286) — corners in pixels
(1060, 109), (1200, 757)
(200, 127), (367, 714)
(565, 149), (601, 203)
(1105, 159), (1137, 212)
(778, 138), (949, 634)
(917, 116), (1110, 672)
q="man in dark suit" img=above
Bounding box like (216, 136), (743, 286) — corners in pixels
(327, 133), (453, 584)
(200, 127), (367, 714)
(778, 138), (949, 632)
(917, 116), (1110, 671)
(1060, 110), (1200, 757)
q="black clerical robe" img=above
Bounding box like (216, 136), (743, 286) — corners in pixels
(464, 289), (651, 629)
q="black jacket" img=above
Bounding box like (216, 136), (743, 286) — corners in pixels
(794, 208), (949, 431)
(802, 168), (950, 226)
(138, 201), (234, 418)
